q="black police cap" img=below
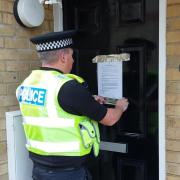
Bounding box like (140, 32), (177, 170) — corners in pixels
(30, 30), (76, 52)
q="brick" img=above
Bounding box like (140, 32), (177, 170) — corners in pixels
(166, 94), (180, 104)
(167, 127), (180, 139)
(50, 21), (54, 30)
(42, 21), (51, 31)
(0, 72), (19, 83)
(167, 175), (180, 180)
(0, 161), (7, 165)
(0, 84), (7, 95)
(7, 83), (18, 95)
(0, 1), (13, 13)
(0, 49), (38, 61)
(167, 151), (180, 163)
(7, 105), (19, 112)
(48, 5), (53, 11)
(0, 130), (6, 142)
(167, 44), (180, 56)
(0, 120), (6, 130)
(168, 5), (180, 18)
(0, 173), (8, 180)
(0, 95), (18, 107)
(0, 5), (53, 178)
(167, 116), (180, 128)
(167, 162), (180, 176)
(0, 13), (2, 23)
(0, 49), (17, 60)
(45, 9), (53, 20)
(0, 163), (8, 176)
(167, 140), (180, 151)
(167, 105), (180, 116)
(29, 42), (36, 49)
(0, 37), (4, 48)
(167, 116), (173, 128)
(19, 71), (31, 82)
(168, 0), (180, 5)
(0, 62), (5, 71)
(6, 61), (29, 71)
(0, 142), (7, 162)
(167, 56), (180, 68)
(3, 13), (14, 25)
(167, 81), (180, 93)
(0, 108), (7, 118)
(44, 4), (49, 9)
(0, 25), (15, 36)
(167, 68), (180, 81)
(15, 25), (53, 39)
(30, 61), (41, 70)
(18, 50), (38, 61)
(167, 31), (180, 43)
(5, 38), (29, 49)
(167, 19), (180, 30)
(15, 28), (42, 38)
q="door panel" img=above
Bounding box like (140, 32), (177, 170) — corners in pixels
(63, 0), (159, 179)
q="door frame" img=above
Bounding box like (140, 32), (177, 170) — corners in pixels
(53, 0), (167, 178)
(159, 0), (166, 179)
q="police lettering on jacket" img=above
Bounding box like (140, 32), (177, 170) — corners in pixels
(17, 86), (46, 106)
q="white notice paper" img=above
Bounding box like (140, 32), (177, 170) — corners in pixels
(97, 62), (122, 99)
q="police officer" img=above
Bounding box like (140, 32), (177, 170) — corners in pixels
(16, 30), (129, 180)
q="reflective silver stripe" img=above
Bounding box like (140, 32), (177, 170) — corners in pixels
(100, 141), (127, 153)
(45, 73), (60, 118)
(27, 140), (80, 152)
(23, 117), (74, 128)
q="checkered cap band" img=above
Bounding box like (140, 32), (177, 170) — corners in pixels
(36, 38), (73, 51)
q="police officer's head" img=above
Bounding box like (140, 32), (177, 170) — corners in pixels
(30, 30), (76, 73)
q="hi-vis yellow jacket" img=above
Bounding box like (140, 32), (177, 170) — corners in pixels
(16, 70), (100, 157)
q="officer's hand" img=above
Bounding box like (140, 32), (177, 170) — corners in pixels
(115, 98), (129, 112)
(93, 95), (107, 104)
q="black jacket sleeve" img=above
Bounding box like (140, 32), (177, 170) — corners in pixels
(58, 80), (107, 121)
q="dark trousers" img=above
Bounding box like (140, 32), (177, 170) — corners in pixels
(32, 165), (92, 180)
